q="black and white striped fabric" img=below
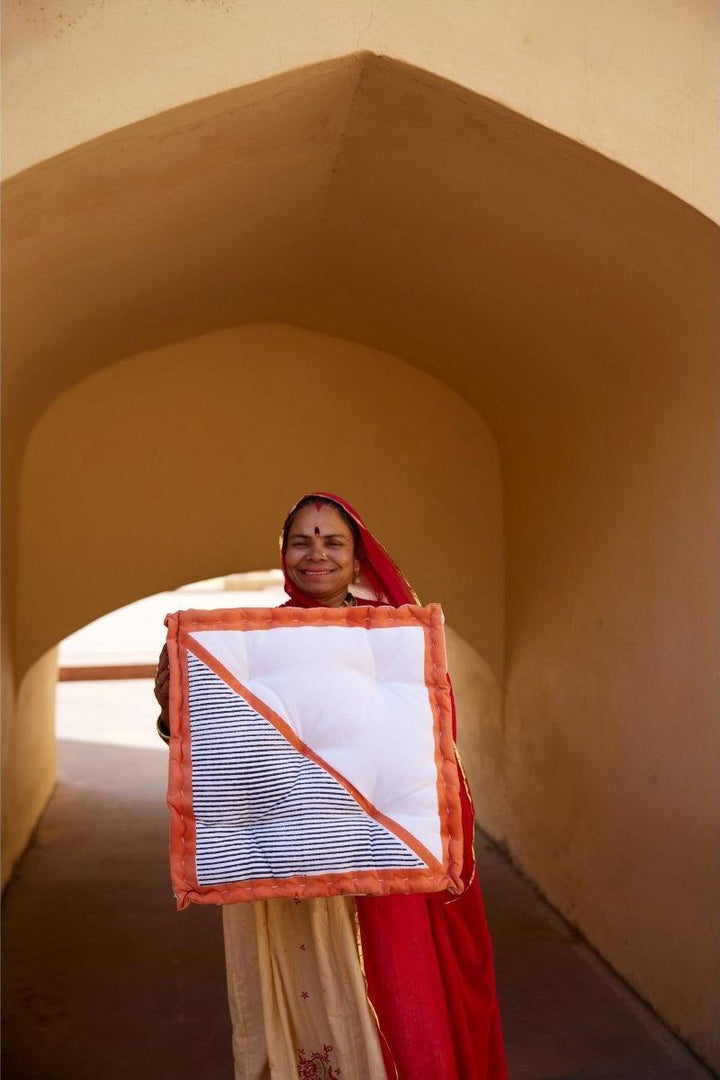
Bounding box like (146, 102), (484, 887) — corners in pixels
(187, 654), (425, 886)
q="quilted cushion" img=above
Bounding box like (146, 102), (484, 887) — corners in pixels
(164, 604), (464, 907)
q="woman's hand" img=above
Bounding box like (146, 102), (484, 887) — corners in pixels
(154, 644), (169, 705)
(155, 644), (171, 743)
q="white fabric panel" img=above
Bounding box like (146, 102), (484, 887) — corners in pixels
(189, 625), (443, 862)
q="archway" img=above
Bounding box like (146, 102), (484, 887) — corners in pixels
(3, 55), (717, 1063)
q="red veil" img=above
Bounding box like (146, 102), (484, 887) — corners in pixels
(281, 493), (508, 1080)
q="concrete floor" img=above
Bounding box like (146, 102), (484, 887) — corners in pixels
(3, 731), (715, 1080)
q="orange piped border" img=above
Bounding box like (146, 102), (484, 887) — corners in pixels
(164, 604), (465, 909)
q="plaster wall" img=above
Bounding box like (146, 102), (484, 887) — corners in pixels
(448, 358), (719, 1068)
(502, 387), (719, 1068)
(1, 648), (58, 887)
(445, 626), (505, 837)
(3, 0), (718, 220)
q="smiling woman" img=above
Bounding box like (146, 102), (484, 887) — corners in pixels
(282, 498), (361, 608)
(154, 492), (506, 1078)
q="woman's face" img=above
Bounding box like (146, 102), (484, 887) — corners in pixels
(284, 503), (359, 607)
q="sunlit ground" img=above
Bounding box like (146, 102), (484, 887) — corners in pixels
(55, 573), (287, 749)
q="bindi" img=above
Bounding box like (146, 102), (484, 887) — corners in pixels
(314, 526), (320, 535)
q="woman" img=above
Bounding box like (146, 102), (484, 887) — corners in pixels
(156, 492), (507, 1080)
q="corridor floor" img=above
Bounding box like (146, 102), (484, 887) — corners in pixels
(2, 731), (714, 1080)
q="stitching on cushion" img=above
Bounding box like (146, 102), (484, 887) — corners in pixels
(170, 604), (461, 907)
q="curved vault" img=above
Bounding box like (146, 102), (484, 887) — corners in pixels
(4, 52), (716, 455)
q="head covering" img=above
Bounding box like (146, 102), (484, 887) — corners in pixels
(280, 491), (418, 608)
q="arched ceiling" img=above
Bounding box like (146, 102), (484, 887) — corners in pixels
(5, 2), (717, 220)
(4, 53), (716, 469)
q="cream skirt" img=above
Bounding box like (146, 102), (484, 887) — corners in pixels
(222, 896), (388, 1080)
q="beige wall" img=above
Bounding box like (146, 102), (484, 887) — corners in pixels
(446, 626), (505, 837)
(3, 0), (718, 220)
(1, 648), (58, 888)
(502, 393), (719, 1067)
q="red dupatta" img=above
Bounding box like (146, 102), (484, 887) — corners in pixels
(280, 493), (508, 1080)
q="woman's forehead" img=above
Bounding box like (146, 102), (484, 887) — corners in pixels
(288, 504), (352, 536)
